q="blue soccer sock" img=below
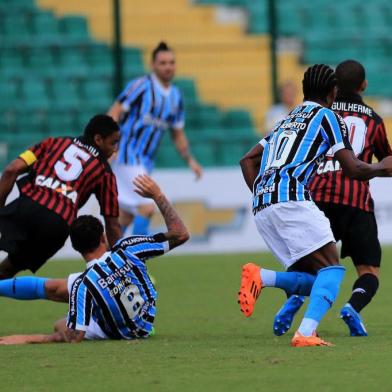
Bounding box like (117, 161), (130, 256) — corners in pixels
(298, 265), (345, 336)
(132, 215), (150, 235)
(0, 277), (48, 300)
(261, 269), (316, 296)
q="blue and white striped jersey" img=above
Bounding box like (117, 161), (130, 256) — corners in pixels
(67, 233), (169, 339)
(253, 101), (352, 212)
(115, 73), (185, 172)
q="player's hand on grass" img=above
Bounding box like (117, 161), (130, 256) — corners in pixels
(0, 335), (30, 345)
(133, 174), (163, 200)
(189, 157), (202, 180)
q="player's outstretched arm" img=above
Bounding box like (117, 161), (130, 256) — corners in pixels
(104, 216), (122, 247)
(133, 175), (189, 249)
(0, 158), (28, 207)
(335, 149), (392, 180)
(240, 143), (264, 192)
(0, 332), (71, 346)
(107, 101), (123, 122)
(171, 129), (202, 180)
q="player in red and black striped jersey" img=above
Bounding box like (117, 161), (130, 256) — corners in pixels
(0, 115), (122, 278)
(273, 61), (392, 337)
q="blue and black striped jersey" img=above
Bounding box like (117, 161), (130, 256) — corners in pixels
(67, 233), (169, 339)
(115, 73), (185, 172)
(253, 101), (352, 212)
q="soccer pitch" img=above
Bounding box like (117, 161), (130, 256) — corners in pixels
(1, 249), (392, 392)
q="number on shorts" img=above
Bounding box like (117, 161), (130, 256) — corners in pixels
(120, 285), (145, 319)
(54, 145), (90, 181)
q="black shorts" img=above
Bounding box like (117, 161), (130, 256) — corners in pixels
(316, 202), (381, 267)
(0, 196), (69, 272)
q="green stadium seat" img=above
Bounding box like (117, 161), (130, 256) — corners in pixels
(50, 79), (81, 109)
(14, 110), (47, 134)
(57, 46), (88, 75)
(59, 15), (89, 40)
(2, 14), (30, 42)
(20, 79), (50, 110)
(174, 78), (198, 104)
(85, 43), (113, 75)
(0, 0), (34, 10)
(155, 142), (186, 168)
(80, 79), (113, 107)
(46, 111), (77, 136)
(25, 47), (56, 70)
(30, 11), (59, 41)
(218, 141), (248, 166)
(0, 80), (19, 110)
(0, 48), (24, 75)
(123, 47), (145, 78)
(191, 143), (217, 166)
(222, 109), (253, 129)
(198, 105), (223, 128)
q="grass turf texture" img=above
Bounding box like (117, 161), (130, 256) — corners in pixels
(1, 249), (392, 392)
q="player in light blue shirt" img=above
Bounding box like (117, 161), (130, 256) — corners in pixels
(0, 175), (189, 344)
(108, 42), (202, 237)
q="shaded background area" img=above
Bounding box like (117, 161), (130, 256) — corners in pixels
(1, 0), (391, 170)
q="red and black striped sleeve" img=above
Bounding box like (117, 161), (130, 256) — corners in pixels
(373, 120), (392, 161)
(96, 170), (119, 217)
(19, 137), (54, 166)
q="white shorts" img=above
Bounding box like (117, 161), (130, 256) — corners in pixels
(67, 273), (108, 340)
(254, 200), (335, 270)
(111, 162), (154, 214)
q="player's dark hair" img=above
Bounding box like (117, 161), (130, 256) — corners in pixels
(70, 215), (104, 255)
(152, 41), (172, 62)
(83, 114), (119, 144)
(335, 60), (365, 94)
(302, 64), (337, 102)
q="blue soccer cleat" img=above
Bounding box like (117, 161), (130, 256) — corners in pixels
(273, 295), (305, 336)
(340, 303), (368, 336)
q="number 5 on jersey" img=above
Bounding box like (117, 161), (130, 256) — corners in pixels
(54, 145), (90, 181)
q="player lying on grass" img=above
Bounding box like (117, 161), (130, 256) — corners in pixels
(273, 60), (392, 338)
(238, 64), (392, 347)
(0, 175), (189, 344)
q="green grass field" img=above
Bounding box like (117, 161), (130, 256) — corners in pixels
(1, 249), (392, 392)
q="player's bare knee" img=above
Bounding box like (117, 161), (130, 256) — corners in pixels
(45, 279), (69, 302)
(356, 265), (379, 278)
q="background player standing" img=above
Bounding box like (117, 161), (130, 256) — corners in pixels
(108, 41), (202, 237)
(0, 175), (189, 344)
(273, 60), (392, 337)
(238, 64), (392, 347)
(0, 114), (121, 278)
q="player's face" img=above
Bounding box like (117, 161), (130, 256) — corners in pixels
(152, 51), (176, 84)
(95, 131), (120, 159)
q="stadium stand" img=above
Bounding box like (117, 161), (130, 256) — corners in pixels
(2, 0), (392, 170)
(0, 0), (259, 170)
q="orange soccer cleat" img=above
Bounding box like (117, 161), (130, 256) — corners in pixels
(238, 263), (263, 317)
(291, 331), (334, 347)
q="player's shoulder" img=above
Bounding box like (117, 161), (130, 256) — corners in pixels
(363, 102), (384, 125)
(319, 106), (345, 123)
(129, 75), (150, 90)
(112, 234), (165, 250)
